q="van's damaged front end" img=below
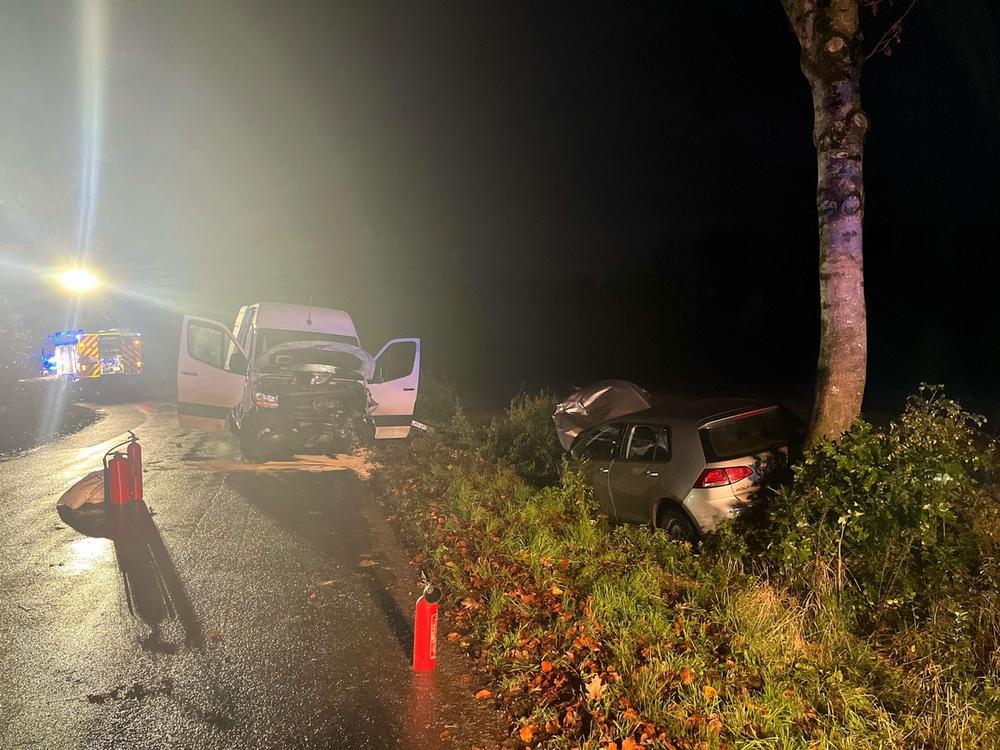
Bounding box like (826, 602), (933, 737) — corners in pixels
(240, 342), (376, 459)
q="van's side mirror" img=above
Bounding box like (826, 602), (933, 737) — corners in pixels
(228, 351), (248, 374)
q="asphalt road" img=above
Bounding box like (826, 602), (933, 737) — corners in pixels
(0, 402), (502, 749)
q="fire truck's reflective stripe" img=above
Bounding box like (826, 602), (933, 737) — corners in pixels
(119, 338), (143, 374)
(78, 335), (101, 377)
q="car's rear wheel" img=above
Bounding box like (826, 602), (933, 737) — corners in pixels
(656, 505), (698, 545)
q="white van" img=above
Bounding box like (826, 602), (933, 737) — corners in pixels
(177, 302), (419, 459)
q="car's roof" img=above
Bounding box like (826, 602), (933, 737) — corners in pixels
(610, 397), (779, 428)
(253, 303), (358, 338)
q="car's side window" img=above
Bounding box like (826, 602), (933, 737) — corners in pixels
(188, 322), (227, 369)
(625, 424), (670, 462)
(580, 424), (622, 461)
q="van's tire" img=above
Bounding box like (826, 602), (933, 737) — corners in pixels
(656, 505), (698, 545)
(239, 428), (270, 462)
(239, 413), (284, 462)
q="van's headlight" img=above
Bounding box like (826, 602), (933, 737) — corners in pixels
(254, 392), (279, 409)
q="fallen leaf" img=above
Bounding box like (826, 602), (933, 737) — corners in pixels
(319, 580), (335, 587)
(541, 660), (553, 673)
(459, 673), (473, 684)
(519, 723), (538, 743)
(447, 631), (461, 642)
(586, 674), (604, 701)
(204, 627), (220, 641)
(703, 684), (718, 701)
(358, 559), (378, 567)
(550, 585), (563, 596)
(307, 592), (318, 601)
(622, 738), (639, 750)
(679, 667), (695, 685)
(707, 715), (724, 734)
(439, 729), (451, 740)
(475, 689), (493, 700)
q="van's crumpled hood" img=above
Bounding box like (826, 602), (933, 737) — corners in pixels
(255, 341), (375, 381)
(552, 379), (652, 451)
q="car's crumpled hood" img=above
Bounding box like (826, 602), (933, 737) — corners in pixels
(552, 379), (652, 451)
(255, 341), (375, 381)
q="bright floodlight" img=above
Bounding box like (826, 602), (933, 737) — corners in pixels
(58, 268), (100, 294)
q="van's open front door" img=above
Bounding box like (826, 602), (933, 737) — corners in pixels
(368, 338), (420, 439)
(177, 316), (248, 430)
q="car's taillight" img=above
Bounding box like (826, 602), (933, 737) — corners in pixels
(694, 466), (753, 488)
(725, 466), (753, 483)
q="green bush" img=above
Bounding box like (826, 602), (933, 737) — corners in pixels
(412, 371), (478, 447)
(757, 386), (1000, 679)
(482, 391), (563, 486)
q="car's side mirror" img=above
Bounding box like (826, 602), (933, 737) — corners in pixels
(228, 351), (248, 374)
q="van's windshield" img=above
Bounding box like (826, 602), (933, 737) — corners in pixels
(255, 328), (359, 356)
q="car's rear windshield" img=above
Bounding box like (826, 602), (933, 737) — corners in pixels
(700, 408), (790, 461)
(256, 328), (359, 355)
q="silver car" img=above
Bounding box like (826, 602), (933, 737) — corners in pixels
(559, 387), (800, 541)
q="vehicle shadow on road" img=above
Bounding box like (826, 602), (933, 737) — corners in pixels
(58, 502), (203, 651)
(230, 471), (415, 656)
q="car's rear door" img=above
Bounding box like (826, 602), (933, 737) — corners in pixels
(367, 338), (420, 439)
(609, 423), (671, 522)
(177, 316), (248, 430)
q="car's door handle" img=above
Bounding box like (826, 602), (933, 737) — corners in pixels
(403, 387), (415, 391)
(599, 467), (610, 474)
(645, 470), (659, 477)
(181, 371), (198, 376)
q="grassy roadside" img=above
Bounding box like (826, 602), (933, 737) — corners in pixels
(377, 388), (1000, 749)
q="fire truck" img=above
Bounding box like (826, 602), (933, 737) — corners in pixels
(42, 329), (144, 384)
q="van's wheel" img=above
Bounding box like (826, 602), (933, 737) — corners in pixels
(239, 414), (275, 462)
(656, 506), (698, 545)
(239, 430), (270, 462)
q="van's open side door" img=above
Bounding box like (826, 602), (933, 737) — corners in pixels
(367, 338), (420, 439)
(177, 316), (248, 431)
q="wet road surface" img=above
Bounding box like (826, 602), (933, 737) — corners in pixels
(0, 402), (503, 749)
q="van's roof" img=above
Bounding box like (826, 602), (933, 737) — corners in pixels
(253, 303), (358, 338)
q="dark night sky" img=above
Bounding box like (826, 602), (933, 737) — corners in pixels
(0, 1), (998, 413)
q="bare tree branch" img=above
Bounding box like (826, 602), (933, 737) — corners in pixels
(865, 0), (917, 60)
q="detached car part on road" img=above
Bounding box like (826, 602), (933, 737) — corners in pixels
(555, 382), (802, 541)
(177, 302), (419, 459)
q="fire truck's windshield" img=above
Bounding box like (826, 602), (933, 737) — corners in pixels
(255, 328), (359, 356)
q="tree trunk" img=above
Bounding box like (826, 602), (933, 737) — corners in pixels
(783, 0), (869, 443)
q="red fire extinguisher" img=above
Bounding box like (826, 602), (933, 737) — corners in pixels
(413, 573), (441, 672)
(103, 432), (143, 505)
(127, 433), (143, 501)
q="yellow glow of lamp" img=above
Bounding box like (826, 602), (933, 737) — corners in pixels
(57, 268), (100, 294)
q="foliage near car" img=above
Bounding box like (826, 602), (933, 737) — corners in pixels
(379, 383), (1000, 747)
(482, 391), (564, 486)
